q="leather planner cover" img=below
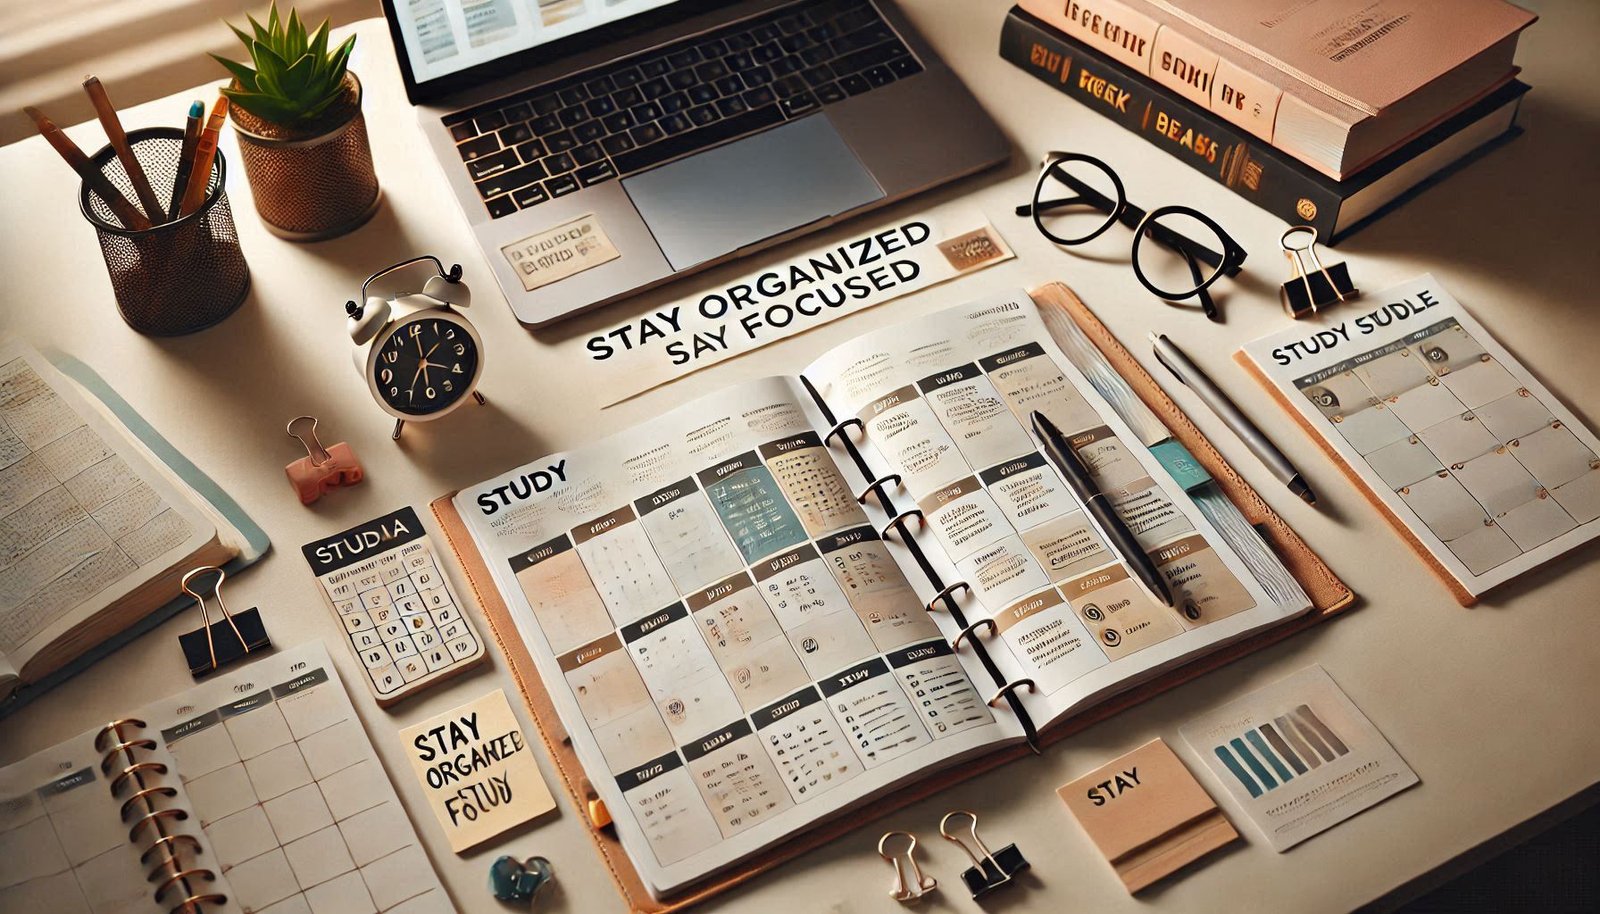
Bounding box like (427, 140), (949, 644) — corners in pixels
(430, 281), (1355, 913)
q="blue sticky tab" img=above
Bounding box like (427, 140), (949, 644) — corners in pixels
(1150, 439), (1212, 492)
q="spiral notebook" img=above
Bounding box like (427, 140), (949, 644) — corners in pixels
(0, 641), (451, 914)
(431, 282), (1352, 910)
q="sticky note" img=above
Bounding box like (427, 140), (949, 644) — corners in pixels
(399, 689), (556, 852)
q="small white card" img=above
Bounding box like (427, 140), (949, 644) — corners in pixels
(1179, 665), (1418, 851)
(399, 689), (556, 852)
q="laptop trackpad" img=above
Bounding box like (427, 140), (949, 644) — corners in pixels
(622, 116), (885, 271)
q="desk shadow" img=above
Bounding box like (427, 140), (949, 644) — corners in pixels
(132, 298), (546, 490)
(1471, 535), (1600, 611)
(262, 196), (423, 270)
(1334, 93), (1600, 308)
(391, 397), (549, 479)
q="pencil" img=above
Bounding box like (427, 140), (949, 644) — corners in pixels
(169, 100), (205, 217)
(83, 76), (165, 223)
(178, 95), (229, 218)
(24, 105), (152, 231)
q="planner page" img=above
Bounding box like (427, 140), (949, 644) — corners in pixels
(1240, 274), (1600, 598)
(455, 376), (1021, 896)
(0, 641), (452, 914)
(0, 731), (221, 914)
(804, 290), (1311, 727)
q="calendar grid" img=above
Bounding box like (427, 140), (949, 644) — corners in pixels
(167, 667), (448, 914)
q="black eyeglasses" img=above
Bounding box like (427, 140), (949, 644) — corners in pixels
(1015, 151), (1247, 322)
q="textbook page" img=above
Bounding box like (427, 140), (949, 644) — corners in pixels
(0, 340), (212, 676)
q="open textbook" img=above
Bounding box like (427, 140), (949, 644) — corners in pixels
(454, 291), (1314, 896)
(0, 340), (251, 702)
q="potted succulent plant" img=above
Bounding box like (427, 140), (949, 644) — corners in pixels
(213, 2), (380, 240)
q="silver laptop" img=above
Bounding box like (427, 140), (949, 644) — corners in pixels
(381, 0), (1008, 325)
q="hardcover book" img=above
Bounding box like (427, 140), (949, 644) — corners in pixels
(1017, 0), (1537, 178)
(1000, 6), (1528, 243)
(0, 339), (266, 707)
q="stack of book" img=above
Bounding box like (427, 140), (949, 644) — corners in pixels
(999, 0), (1537, 241)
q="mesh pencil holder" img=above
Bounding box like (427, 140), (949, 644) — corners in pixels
(80, 126), (251, 337)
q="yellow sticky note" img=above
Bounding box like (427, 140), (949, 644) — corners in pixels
(400, 689), (556, 852)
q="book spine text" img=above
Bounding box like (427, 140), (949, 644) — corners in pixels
(1000, 8), (1341, 238)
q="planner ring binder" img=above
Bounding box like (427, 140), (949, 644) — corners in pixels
(953, 619), (997, 650)
(879, 510), (926, 540)
(855, 473), (903, 505)
(987, 680), (1037, 708)
(824, 416), (865, 444)
(96, 718), (227, 913)
(926, 582), (971, 612)
(428, 281), (1354, 913)
(802, 376), (1044, 756)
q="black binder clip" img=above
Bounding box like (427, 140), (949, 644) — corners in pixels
(177, 566), (270, 678)
(1279, 226), (1358, 319)
(940, 810), (1029, 899)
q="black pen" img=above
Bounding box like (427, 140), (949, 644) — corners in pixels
(1031, 410), (1176, 609)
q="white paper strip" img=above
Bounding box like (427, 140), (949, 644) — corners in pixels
(577, 207), (1013, 405)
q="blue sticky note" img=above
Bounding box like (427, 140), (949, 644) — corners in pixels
(1151, 439), (1212, 493)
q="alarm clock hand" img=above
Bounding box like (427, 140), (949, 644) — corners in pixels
(408, 361), (425, 398)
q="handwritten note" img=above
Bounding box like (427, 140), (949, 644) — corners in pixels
(400, 689), (556, 852)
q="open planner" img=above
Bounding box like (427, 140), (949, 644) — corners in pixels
(0, 641), (451, 914)
(442, 286), (1350, 900)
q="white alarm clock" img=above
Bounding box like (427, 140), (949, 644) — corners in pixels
(345, 255), (486, 439)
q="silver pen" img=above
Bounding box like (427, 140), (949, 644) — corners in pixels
(1149, 333), (1317, 506)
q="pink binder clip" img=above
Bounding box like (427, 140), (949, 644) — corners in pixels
(285, 416), (363, 504)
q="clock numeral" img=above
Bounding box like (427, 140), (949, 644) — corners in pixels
(445, 328), (456, 339)
(452, 363), (464, 374)
(454, 343), (465, 356)
(443, 380), (453, 392)
(390, 387), (399, 397)
(379, 368), (393, 384)
(383, 350), (399, 364)
(425, 387), (436, 399)
(409, 324), (424, 337)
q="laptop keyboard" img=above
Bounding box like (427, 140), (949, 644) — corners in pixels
(442, 0), (923, 219)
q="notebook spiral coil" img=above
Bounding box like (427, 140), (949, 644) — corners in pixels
(95, 719), (227, 914)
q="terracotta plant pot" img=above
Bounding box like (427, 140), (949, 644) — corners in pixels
(229, 72), (381, 241)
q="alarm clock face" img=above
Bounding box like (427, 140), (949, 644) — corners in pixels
(367, 311), (482, 418)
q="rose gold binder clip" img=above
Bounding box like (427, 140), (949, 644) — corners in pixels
(285, 416), (364, 505)
(1280, 226), (1358, 319)
(878, 831), (937, 903)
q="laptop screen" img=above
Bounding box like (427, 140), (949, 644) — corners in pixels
(391, 0), (688, 85)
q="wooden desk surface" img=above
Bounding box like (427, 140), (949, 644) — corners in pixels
(3, 1), (1597, 911)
